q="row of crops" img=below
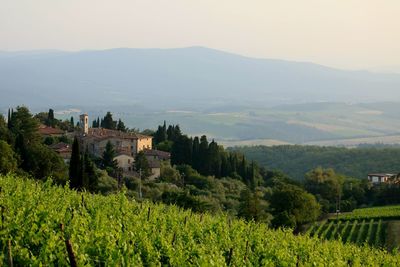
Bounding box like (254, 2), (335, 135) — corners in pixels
(306, 219), (387, 248)
(337, 205), (400, 220)
(1, 174), (399, 266)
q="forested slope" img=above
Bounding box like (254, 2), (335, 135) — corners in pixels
(232, 145), (400, 180)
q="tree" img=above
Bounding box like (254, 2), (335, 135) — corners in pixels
(198, 135), (209, 175)
(135, 151), (151, 178)
(69, 137), (82, 189)
(102, 141), (117, 170)
(171, 135), (192, 166)
(192, 136), (200, 171)
(208, 140), (221, 177)
(305, 167), (344, 212)
(82, 150), (98, 192)
(0, 140), (18, 174)
(47, 109), (55, 126)
(102, 112), (116, 130)
(8, 106), (40, 145)
(117, 119), (126, 132)
(0, 115), (10, 142)
(238, 188), (271, 223)
(270, 184), (320, 228)
(25, 143), (67, 182)
(70, 116), (74, 128)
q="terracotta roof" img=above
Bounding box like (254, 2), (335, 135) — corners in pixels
(84, 128), (152, 140)
(50, 142), (71, 153)
(38, 125), (65, 135)
(50, 142), (70, 150)
(148, 160), (161, 168)
(143, 149), (170, 160)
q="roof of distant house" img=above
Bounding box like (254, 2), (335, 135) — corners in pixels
(148, 160), (161, 168)
(143, 149), (170, 160)
(38, 125), (65, 135)
(115, 151), (134, 157)
(50, 142), (71, 153)
(368, 173), (395, 177)
(83, 128), (152, 140)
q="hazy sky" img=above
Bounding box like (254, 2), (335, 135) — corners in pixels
(1, 0), (399, 70)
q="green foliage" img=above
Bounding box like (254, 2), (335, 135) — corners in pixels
(238, 188), (272, 223)
(270, 183), (320, 228)
(101, 111), (117, 130)
(0, 140), (18, 174)
(338, 205), (400, 220)
(159, 161), (181, 184)
(23, 143), (67, 183)
(9, 106), (41, 145)
(69, 137), (82, 189)
(307, 219), (387, 248)
(1, 174), (399, 266)
(135, 151), (151, 178)
(96, 170), (119, 194)
(233, 145), (400, 180)
(0, 115), (11, 142)
(102, 141), (117, 171)
(117, 119), (127, 132)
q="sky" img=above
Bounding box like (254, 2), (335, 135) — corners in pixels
(1, 0), (399, 70)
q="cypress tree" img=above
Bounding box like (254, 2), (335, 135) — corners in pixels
(7, 109), (10, 126)
(192, 136), (200, 171)
(167, 125), (174, 141)
(96, 117), (100, 128)
(70, 116), (74, 127)
(47, 109), (55, 126)
(69, 137), (82, 189)
(102, 141), (117, 169)
(82, 150), (97, 191)
(208, 140), (221, 177)
(198, 135), (209, 175)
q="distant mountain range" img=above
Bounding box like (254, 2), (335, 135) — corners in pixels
(1, 47), (400, 109)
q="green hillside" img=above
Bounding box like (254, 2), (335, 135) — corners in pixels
(232, 145), (400, 180)
(1, 174), (399, 266)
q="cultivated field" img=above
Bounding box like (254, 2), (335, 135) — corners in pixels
(1, 174), (400, 265)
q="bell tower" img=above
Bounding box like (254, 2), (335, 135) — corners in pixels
(79, 114), (89, 135)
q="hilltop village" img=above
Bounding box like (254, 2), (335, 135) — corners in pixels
(39, 112), (169, 179)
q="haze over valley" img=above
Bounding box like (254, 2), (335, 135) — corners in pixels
(2, 47), (400, 146)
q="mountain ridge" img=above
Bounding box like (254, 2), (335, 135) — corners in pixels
(1, 47), (400, 109)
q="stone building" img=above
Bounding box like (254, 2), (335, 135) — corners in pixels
(77, 113), (156, 176)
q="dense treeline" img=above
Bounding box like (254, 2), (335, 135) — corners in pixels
(154, 121), (261, 188)
(232, 145), (400, 180)
(150, 121), (322, 227)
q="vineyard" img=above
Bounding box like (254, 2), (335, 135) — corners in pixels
(305, 219), (387, 248)
(337, 205), (400, 221)
(1, 174), (400, 266)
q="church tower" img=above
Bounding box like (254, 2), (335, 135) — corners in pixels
(79, 114), (89, 135)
